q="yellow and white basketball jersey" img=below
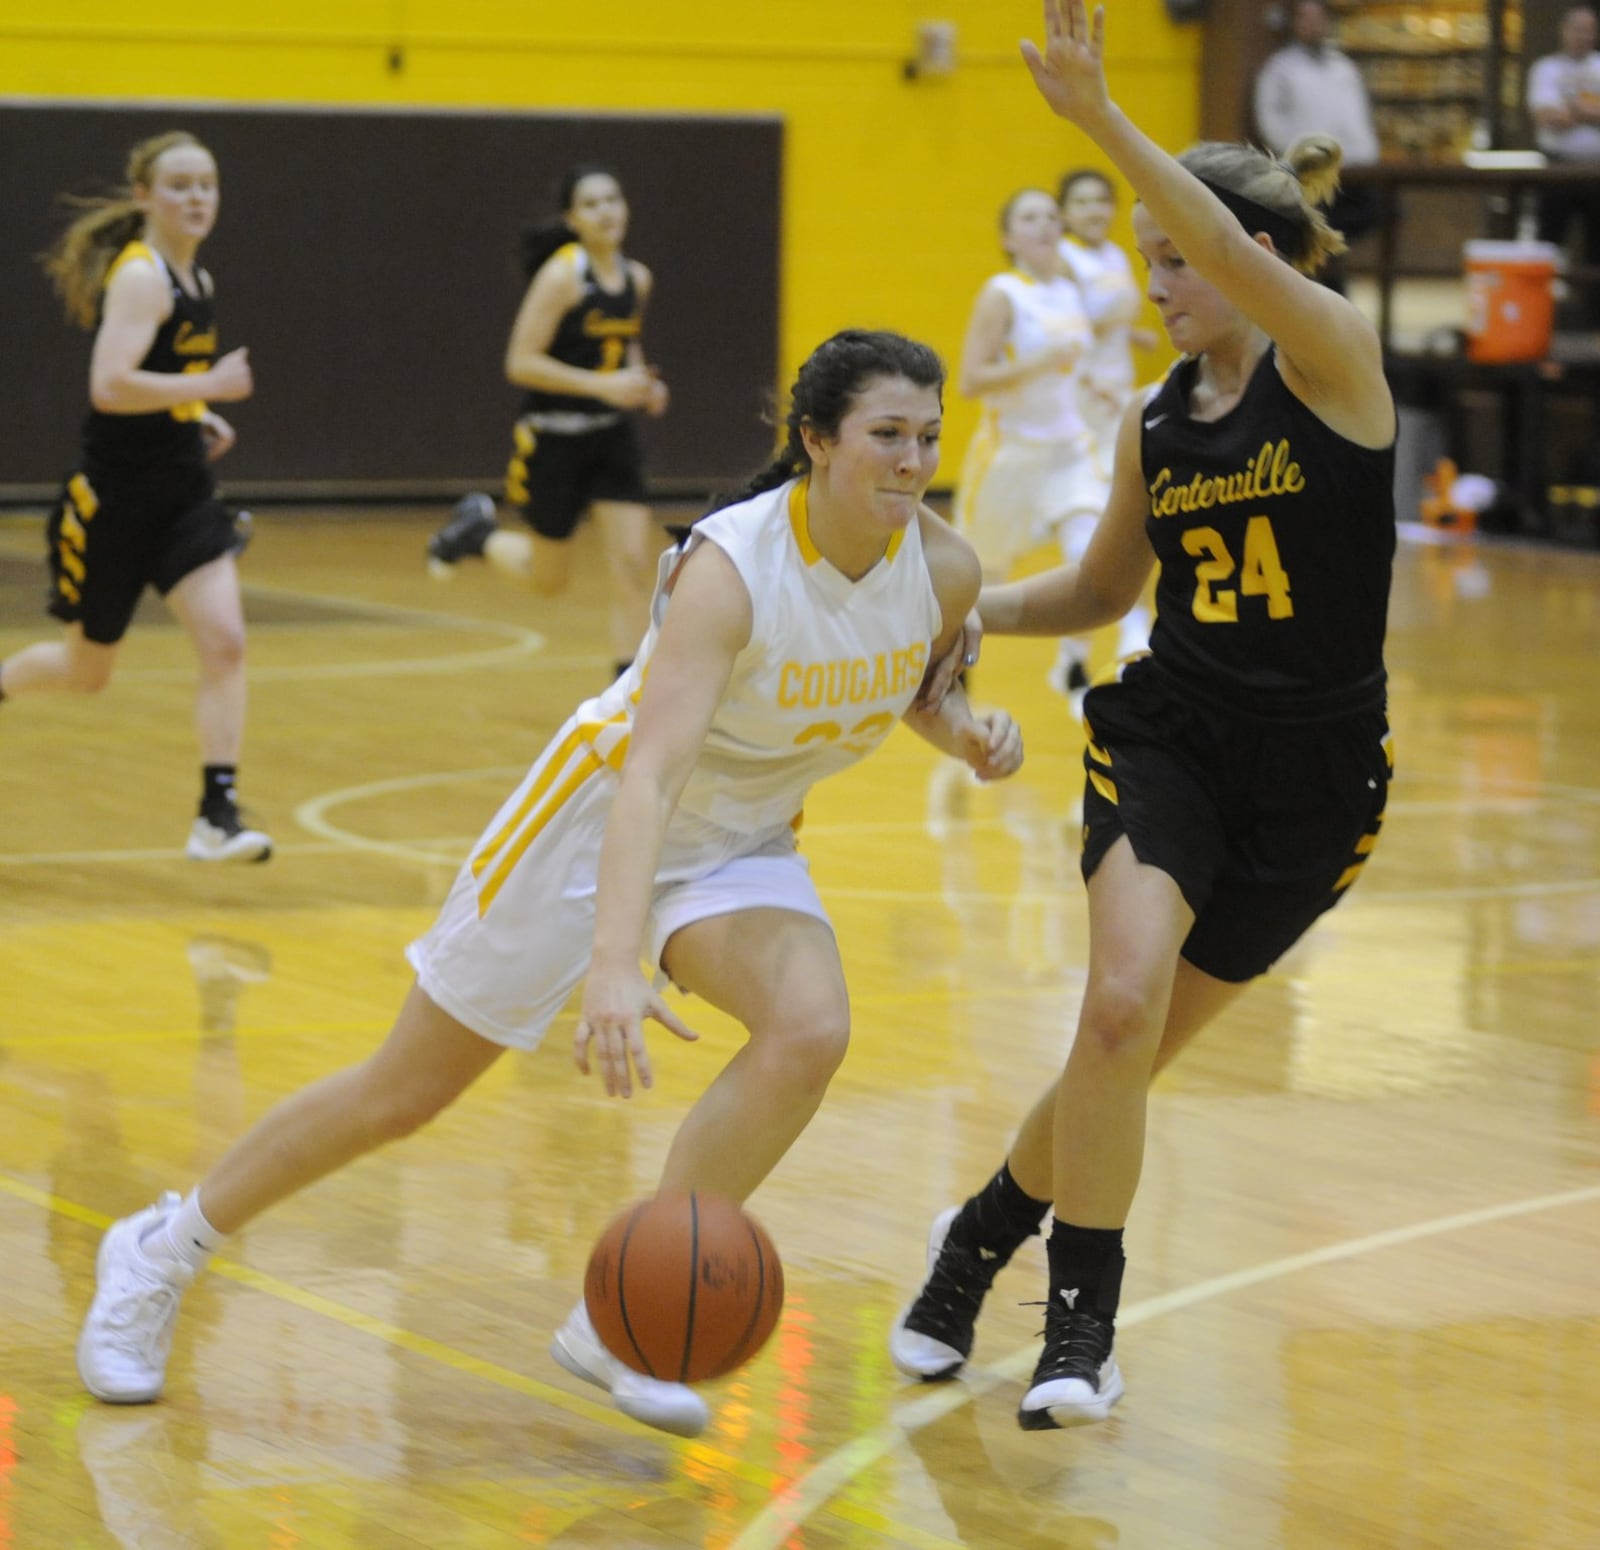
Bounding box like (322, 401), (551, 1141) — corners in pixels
(984, 270), (1092, 443)
(1059, 235), (1142, 404)
(575, 478), (943, 834)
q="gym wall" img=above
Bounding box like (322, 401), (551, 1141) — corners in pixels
(2, 1), (1199, 495)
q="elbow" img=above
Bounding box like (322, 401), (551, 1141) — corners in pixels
(89, 376), (126, 413)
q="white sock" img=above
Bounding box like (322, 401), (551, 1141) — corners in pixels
(484, 528), (533, 578)
(143, 1188), (225, 1273)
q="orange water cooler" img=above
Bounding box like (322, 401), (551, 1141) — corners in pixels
(1463, 240), (1561, 363)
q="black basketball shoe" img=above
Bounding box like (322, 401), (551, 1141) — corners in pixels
(1017, 1294), (1124, 1429)
(890, 1207), (1004, 1380)
(428, 492), (497, 568)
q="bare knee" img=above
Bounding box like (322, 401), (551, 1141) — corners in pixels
(67, 656), (116, 694)
(751, 1007), (851, 1095)
(197, 624), (247, 676)
(1077, 980), (1165, 1063)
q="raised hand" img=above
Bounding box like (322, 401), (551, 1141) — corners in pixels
(1020, 0), (1111, 128)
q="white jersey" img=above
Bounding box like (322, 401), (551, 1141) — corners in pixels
(982, 270), (1091, 443)
(411, 475), (942, 1050)
(569, 478), (942, 835)
(1059, 236), (1142, 405)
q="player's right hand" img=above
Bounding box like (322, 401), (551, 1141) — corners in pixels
(575, 966), (699, 1099)
(601, 365), (658, 410)
(207, 347), (254, 401)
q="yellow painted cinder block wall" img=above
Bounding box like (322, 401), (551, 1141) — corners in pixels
(2, 1), (1197, 462)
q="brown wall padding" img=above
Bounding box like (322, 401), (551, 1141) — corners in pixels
(0, 103), (781, 501)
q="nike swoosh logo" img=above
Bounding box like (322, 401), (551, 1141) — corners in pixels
(1144, 414), (1168, 429)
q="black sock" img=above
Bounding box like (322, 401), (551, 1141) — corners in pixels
(201, 764), (238, 819)
(1045, 1219), (1126, 1324)
(951, 1161), (1051, 1263)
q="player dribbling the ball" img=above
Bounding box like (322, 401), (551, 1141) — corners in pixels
(76, 329), (1022, 1440)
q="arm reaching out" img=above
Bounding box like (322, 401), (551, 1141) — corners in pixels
(574, 542), (751, 1096)
(903, 510), (1024, 780)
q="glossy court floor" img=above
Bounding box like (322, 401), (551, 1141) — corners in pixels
(1, 505), (1598, 1549)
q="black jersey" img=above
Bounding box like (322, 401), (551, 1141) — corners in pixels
(1139, 347), (1395, 722)
(81, 242), (215, 470)
(521, 244), (642, 422)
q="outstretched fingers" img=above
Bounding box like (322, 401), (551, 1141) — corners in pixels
(573, 994), (699, 1100)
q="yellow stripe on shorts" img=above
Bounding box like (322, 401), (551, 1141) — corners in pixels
(471, 711), (634, 916)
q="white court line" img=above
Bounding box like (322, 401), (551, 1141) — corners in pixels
(22, 578), (557, 684)
(0, 838), (466, 867)
(730, 1181), (1600, 1550)
(293, 766), (528, 866)
(12, 762), (1600, 906)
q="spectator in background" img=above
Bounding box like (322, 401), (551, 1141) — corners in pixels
(1254, 0), (1380, 292)
(1528, 5), (1600, 324)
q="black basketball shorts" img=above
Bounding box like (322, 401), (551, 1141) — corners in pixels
(1078, 658), (1393, 983)
(504, 417), (647, 541)
(46, 459), (237, 646)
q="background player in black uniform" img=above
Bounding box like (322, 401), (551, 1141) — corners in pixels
(0, 131), (269, 862)
(892, 0), (1396, 1431)
(428, 166), (670, 679)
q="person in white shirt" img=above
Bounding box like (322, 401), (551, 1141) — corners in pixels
(1527, 5), (1600, 320)
(74, 328), (1023, 1443)
(1253, 0), (1380, 291)
(1055, 169), (1157, 694)
(954, 188), (1105, 709)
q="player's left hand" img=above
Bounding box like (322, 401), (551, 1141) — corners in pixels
(1021, 0), (1111, 128)
(959, 709), (1024, 781)
(644, 375), (671, 417)
(200, 411), (236, 460)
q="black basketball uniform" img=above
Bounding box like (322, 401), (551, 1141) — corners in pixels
(47, 241), (237, 645)
(1079, 346), (1396, 981)
(506, 243), (648, 540)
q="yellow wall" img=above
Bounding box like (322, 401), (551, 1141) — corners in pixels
(2, 1), (1198, 461)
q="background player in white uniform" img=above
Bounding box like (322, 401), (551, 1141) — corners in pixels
(77, 329), (1022, 1442)
(1053, 168), (1159, 699)
(954, 188), (1104, 711)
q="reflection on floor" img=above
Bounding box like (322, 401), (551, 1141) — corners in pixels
(1, 508), (1598, 1549)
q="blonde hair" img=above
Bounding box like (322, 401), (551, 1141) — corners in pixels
(1178, 134), (1348, 276)
(41, 131), (211, 329)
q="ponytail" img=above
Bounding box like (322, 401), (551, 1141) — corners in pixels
(40, 130), (207, 329)
(518, 220), (578, 280)
(518, 162), (625, 280)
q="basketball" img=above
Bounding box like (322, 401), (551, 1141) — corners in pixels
(584, 1191), (784, 1383)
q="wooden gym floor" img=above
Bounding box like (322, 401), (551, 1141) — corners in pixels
(1, 505), (1597, 1549)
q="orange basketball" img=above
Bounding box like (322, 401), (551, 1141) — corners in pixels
(584, 1191), (784, 1383)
